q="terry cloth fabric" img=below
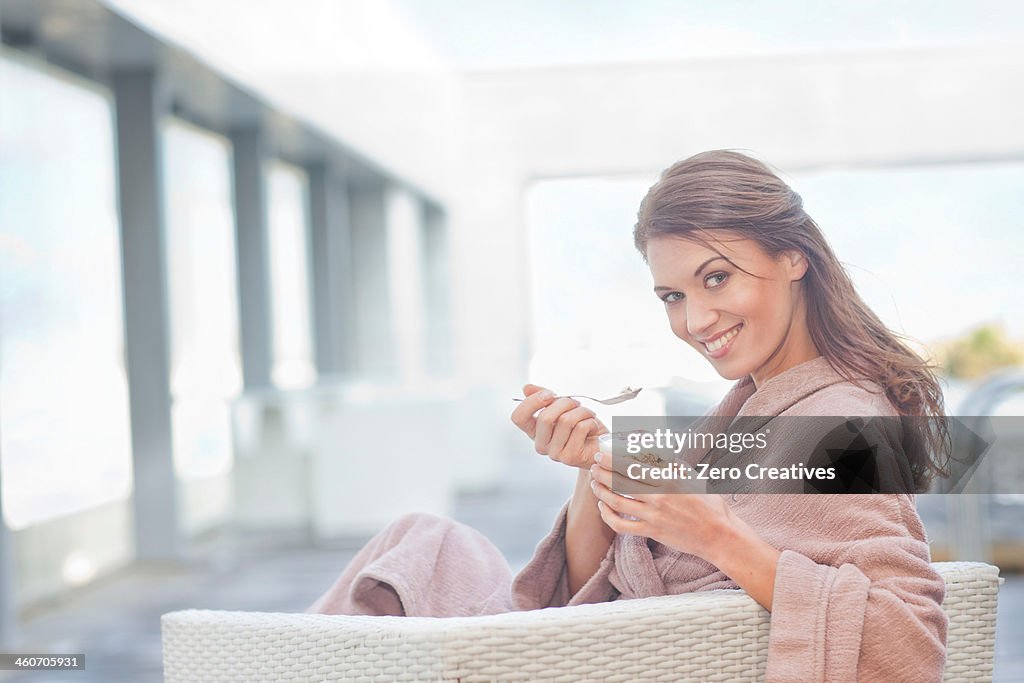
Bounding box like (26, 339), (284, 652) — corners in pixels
(305, 356), (947, 682)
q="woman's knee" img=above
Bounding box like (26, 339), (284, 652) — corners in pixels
(389, 511), (454, 533)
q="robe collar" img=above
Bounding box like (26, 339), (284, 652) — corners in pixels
(716, 355), (850, 418)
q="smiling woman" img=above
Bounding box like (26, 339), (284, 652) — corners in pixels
(306, 150), (953, 683)
(633, 151), (950, 489)
(648, 235), (816, 384)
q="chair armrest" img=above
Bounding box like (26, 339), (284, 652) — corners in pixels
(933, 562), (1002, 681)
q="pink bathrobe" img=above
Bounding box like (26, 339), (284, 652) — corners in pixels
(307, 356), (948, 682)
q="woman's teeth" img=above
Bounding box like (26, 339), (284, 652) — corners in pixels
(706, 326), (741, 352)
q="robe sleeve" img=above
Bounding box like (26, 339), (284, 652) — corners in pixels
(510, 498), (619, 610)
(765, 528), (947, 682)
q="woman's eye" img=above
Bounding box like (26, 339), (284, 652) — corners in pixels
(661, 292), (683, 304)
(705, 272), (728, 288)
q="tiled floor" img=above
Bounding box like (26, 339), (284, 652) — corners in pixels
(1, 448), (1021, 682)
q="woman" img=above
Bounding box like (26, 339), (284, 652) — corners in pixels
(306, 150), (949, 682)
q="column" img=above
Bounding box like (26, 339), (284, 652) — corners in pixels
(308, 162), (352, 376)
(112, 69), (180, 561)
(230, 127), (274, 390)
(422, 204), (454, 377)
(348, 183), (393, 376)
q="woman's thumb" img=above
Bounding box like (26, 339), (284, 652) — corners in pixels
(522, 383), (548, 397)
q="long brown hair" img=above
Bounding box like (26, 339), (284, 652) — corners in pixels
(634, 149), (950, 490)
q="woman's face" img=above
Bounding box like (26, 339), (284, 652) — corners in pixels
(646, 232), (817, 387)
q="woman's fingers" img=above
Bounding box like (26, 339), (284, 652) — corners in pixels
(533, 397), (581, 455)
(595, 500), (645, 534)
(510, 384), (554, 439)
(511, 384), (607, 468)
(593, 453), (706, 498)
(591, 480), (644, 518)
(561, 416), (602, 467)
(591, 461), (627, 490)
(546, 405), (597, 459)
(591, 457), (660, 497)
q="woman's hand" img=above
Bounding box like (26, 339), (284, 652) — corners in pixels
(511, 383), (608, 469)
(588, 453), (781, 610)
(587, 453), (734, 557)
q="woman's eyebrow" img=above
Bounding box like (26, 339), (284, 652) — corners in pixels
(693, 256), (727, 277)
(653, 256), (730, 292)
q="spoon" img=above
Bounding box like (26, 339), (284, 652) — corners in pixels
(512, 387), (643, 406)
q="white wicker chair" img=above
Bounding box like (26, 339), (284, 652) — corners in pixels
(161, 561), (1000, 682)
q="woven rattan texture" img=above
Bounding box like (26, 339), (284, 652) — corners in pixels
(162, 561), (1000, 682)
(935, 562), (1001, 682)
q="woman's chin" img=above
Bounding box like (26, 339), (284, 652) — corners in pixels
(715, 369), (747, 381)
(708, 358), (752, 382)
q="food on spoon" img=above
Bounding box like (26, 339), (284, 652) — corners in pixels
(632, 451), (668, 466)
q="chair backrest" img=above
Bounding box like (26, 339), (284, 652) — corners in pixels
(160, 561), (1001, 682)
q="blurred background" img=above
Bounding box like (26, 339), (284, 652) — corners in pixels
(0, 0), (1022, 680)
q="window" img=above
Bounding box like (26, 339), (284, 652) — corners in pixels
(266, 160), (316, 389)
(163, 118), (242, 478)
(0, 49), (132, 529)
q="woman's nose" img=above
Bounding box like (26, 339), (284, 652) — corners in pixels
(686, 298), (718, 338)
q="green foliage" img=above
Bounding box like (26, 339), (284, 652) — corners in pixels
(934, 324), (1024, 379)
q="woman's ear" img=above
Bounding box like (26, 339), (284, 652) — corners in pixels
(783, 250), (809, 281)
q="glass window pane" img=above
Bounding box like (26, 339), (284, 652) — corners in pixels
(163, 118), (242, 478)
(266, 160), (316, 389)
(0, 49), (132, 530)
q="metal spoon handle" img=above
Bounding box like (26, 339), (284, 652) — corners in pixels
(511, 394), (582, 402)
(511, 389), (641, 406)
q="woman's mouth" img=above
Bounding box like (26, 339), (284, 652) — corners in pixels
(703, 324), (742, 359)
